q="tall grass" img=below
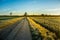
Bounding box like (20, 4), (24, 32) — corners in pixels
(0, 17), (24, 29)
(28, 17), (57, 40)
(30, 17), (60, 39)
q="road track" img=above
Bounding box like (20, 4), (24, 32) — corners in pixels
(0, 18), (32, 40)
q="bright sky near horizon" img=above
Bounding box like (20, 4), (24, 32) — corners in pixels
(0, 0), (60, 15)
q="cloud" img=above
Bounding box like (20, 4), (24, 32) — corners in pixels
(45, 8), (60, 11)
(41, 8), (60, 15)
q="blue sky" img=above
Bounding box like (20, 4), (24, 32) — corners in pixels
(0, 0), (60, 15)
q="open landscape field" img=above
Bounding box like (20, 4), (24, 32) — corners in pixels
(29, 16), (60, 40)
(0, 16), (60, 40)
(32, 17), (60, 37)
(0, 16), (23, 29)
(0, 0), (60, 40)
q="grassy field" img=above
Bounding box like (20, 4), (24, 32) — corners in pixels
(0, 16), (23, 29)
(0, 16), (60, 40)
(28, 16), (60, 40)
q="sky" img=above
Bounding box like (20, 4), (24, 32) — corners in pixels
(0, 0), (60, 15)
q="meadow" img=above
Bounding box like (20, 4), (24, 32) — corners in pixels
(0, 16), (23, 29)
(28, 16), (60, 40)
(0, 15), (60, 40)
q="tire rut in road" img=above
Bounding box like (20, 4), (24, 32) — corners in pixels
(5, 18), (32, 40)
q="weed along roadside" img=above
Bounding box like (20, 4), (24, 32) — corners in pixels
(29, 26), (43, 40)
(27, 17), (42, 40)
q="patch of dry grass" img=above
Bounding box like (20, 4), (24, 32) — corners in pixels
(0, 17), (23, 29)
(28, 17), (57, 40)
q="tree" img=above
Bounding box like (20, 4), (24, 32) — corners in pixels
(41, 14), (44, 16)
(24, 12), (27, 16)
(10, 12), (12, 16)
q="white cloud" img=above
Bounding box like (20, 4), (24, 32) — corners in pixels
(41, 8), (60, 15)
(45, 8), (60, 11)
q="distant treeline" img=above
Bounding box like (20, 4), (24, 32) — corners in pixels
(0, 15), (60, 17)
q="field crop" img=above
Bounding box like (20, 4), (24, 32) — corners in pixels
(0, 17), (24, 29)
(28, 17), (57, 40)
(29, 16), (60, 39)
(0, 17), (19, 23)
